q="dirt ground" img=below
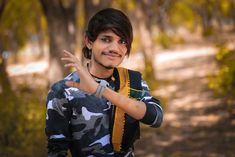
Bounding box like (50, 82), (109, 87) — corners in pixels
(134, 44), (235, 157)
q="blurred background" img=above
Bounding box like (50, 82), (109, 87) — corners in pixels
(0, 0), (235, 157)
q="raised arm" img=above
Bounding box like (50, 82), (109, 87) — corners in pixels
(61, 50), (163, 126)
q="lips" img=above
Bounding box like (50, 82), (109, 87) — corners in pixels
(102, 52), (122, 58)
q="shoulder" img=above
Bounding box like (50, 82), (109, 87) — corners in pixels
(117, 67), (142, 90)
(127, 69), (142, 79)
(49, 71), (80, 95)
(117, 67), (142, 78)
(49, 80), (67, 98)
(64, 71), (80, 82)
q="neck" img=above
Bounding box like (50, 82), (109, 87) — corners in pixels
(88, 61), (114, 79)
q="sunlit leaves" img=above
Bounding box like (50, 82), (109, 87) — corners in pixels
(220, 0), (230, 15)
(0, 87), (47, 157)
(112, 0), (136, 11)
(209, 47), (235, 98)
(169, 1), (198, 30)
(0, 0), (45, 50)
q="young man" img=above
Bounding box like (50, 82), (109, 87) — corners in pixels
(46, 8), (163, 157)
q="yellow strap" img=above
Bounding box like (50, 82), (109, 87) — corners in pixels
(112, 67), (130, 151)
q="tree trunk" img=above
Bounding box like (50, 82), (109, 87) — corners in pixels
(0, 0), (12, 95)
(135, 2), (157, 89)
(201, 8), (213, 36)
(84, 0), (111, 29)
(156, 0), (171, 32)
(191, 3), (213, 36)
(0, 0), (6, 16)
(0, 51), (12, 95)
(40, 0), (77, 85)
(229, 0), (235, 30)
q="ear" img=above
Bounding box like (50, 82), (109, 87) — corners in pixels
(84, 36), (93, 49)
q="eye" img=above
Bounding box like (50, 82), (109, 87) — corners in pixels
(119, 39), (127, 45)
(100, 37), (111, 43)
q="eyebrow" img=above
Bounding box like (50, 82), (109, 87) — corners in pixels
(100, 34), (125, 42)
(100, 34), (112, 38)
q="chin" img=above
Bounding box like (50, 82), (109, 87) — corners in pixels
(105, 66), (115, 70)
(104, 61), (118, 68)
(103, 63), (115, 69)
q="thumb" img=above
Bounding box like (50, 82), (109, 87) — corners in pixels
(65, 81), (80, 88)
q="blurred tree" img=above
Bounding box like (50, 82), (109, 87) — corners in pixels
(84, 0), (111, 27)
(0, 0), (6, 13)
(135, 1), (157, 88)
(228, 0), (235, 30)
(154, 0), (173, 49)
(130, 0), (174, 88)
(168, 0), (197, 31)
(0, 0), (11, 95)
(190, 0), (217, 36)
(209, 46), (235, 117)
(0, 0), (45, 94)
(182, 0), (235, 36)
(39, 0), (77, 84)
(155, 0), (172, 32)
(0, 1), (46, 156)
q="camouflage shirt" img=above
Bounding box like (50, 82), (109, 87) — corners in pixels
(45, 68), (163, 157)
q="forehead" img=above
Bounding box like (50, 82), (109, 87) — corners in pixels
(98, 30), (121, 39)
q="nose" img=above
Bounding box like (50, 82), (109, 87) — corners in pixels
(108, 41), (119, 53)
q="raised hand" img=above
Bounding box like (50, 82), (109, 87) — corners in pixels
(61, 50), (98, 94)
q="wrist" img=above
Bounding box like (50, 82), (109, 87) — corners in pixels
(94, 80), (109, 98)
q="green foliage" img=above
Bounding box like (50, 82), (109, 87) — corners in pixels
(0, 0), (45, 51)
(154, 32), (185, 49)
(169, 1), (198, 31)
(215, 46), (231, 61)
(208, 46), (235, 98)
(208, 45), (235, 116)
(202, 27), (215, 36)
(142, 59), (158, 91)
(168, 0), (235, 36)
(0, 86), (47, 157)
(220, 0), (230, 15)
(154, 32), (171, 49)
(112, 0), (136, 11)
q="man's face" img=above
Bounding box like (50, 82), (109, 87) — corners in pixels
(89, 30), (128, 69)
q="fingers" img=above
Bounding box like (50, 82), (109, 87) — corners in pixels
(61, 57), (75, 63)
(65, 81), (80, 88)
(64, 63), (77, 68)
(61, 50), (81, 69)
(62, 50), (76, 60)
(63, 50), (74, 57)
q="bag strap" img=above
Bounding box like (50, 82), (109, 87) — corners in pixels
(112, 67), (130, 151)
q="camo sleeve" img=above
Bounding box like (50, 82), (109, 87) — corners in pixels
(45, 80), (71, 157)
(140, 79), (163, 128)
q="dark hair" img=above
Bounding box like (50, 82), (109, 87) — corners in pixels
(82, 8), (133, 59)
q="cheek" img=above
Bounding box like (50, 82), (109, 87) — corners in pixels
(92, 42), (107, 51)
(120, 46), (128, 55)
